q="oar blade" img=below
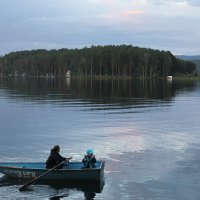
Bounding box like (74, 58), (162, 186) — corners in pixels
(19, 185), (29, 192)
(19, 180), (34, 191)
(19, 160), (70, 191)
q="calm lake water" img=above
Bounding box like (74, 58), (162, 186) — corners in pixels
(0, 77), (200, 200)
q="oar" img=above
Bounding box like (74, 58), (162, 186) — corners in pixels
(19, 158), (72, 192)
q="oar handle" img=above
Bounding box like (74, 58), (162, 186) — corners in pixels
(67, 157), (73, 161)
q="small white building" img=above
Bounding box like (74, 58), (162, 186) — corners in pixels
(166, 76), (172, 80)
(66, 70), (71, 78)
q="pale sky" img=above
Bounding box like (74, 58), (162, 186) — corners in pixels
(0, 0), (200, 55)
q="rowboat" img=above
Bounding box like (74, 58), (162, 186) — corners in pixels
(0, 161), (105, 182)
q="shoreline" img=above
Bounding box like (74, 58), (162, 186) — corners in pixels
(0, 75), (200, 80)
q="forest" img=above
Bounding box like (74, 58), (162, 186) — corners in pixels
(0, 45), (196, 78)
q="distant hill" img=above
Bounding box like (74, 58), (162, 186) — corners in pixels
(176, 55), (200, 72)
(176, 55), (200, 60)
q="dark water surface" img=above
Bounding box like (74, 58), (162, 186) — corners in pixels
(0, 77), (200, 200)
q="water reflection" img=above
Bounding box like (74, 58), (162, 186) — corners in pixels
(49, 194), (68, 200)
(0, 77), (200, 200)
(49, 191), (96, 200)
(49, 197), (61, 200)
(0, 77), (197, 106)
(84, 192), (96, 200)
(0, 175), (104, 199)
(49, 192), (95, 200)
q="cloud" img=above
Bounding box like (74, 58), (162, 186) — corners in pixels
(0, 0), (199, 55)
(187, 0), (200, 6)
(119, 10), (145, 16)
(147, 0), (200, 6)
(101, 9), (145, 22)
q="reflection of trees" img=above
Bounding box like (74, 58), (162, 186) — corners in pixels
(0, 77), (197, 105)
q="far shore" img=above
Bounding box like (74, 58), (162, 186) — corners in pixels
(0, 74), (200, 80)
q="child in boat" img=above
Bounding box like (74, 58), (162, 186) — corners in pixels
(82, 149), (96, 168)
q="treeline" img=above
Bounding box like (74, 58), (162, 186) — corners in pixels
(0, 45), (196, 78)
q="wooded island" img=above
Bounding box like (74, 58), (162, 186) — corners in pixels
(0, 45), (196, 78)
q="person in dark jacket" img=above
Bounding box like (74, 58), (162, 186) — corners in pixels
(46, 145), (70, 169)
(82, 149), (96, 168)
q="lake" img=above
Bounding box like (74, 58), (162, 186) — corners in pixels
(0, 77), (200, 200)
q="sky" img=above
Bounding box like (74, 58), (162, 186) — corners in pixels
(0, 0), (200, 55)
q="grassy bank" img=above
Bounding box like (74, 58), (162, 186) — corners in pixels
(172, 74), (200, 80)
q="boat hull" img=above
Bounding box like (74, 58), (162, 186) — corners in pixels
(0, 161), (104, 182)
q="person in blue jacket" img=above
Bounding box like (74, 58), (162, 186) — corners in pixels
(46, 145), (70, 169)
(82, 149), (96, 168)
